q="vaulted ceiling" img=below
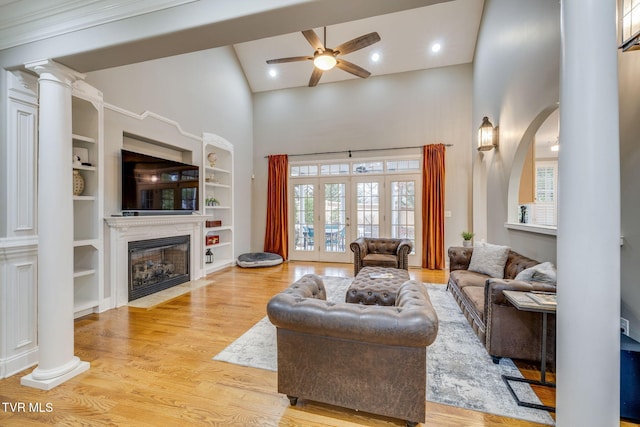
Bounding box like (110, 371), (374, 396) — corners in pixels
(0, 0), (484, 94)
(234, 0), (484, 92)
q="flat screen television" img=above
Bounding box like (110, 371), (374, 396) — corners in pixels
(121, 149), (199, 213)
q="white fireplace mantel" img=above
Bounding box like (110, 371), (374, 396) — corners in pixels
(105, 215), (206, 308)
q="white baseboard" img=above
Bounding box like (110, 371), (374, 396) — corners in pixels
(0, 347), (39, 379)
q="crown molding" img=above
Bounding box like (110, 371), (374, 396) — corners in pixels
(0, 0), (196, 51)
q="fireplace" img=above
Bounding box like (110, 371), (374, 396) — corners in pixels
(128, 235), (190, 301)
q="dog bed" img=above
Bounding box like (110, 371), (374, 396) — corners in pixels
(237, 252), (283, 268)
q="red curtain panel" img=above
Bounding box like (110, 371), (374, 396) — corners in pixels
(422, 144), (445, 269)
(264, 154), (289, 259)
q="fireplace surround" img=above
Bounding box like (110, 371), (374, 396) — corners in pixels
(105, 215), (206, 308)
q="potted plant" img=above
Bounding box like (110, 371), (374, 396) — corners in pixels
(461, 231), (475, 247)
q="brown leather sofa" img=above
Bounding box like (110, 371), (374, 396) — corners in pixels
(448, 246), (556, 363)
(267, 274), (438, 427)
(350, 237), (413, 276)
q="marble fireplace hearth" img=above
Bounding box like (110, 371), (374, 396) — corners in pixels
(105, 215), (207, 308)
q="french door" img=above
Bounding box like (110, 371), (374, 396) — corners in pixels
(291, 179), (352, 263)
(352, 175), (420, 266)
(290, 172), (421, 266)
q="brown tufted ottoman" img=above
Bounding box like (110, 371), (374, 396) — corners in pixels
(345, 266), (410, 305)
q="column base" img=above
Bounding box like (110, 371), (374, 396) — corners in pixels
(20, 361), (89, 390)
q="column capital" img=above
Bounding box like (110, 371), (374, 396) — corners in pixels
(24, 59), (85, 87)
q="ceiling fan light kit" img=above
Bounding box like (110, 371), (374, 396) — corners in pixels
(313, 51), (337, 70)
(266, 26), (381, 87)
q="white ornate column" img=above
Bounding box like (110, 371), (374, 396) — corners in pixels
(558, 1), (620, 425)
(21, 59), (89, 389)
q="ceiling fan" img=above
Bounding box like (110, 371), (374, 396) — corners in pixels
(266, 27), (381, 87)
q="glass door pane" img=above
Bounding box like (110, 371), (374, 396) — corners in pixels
(293, 183), (315, 252)
(323, 182), (346, 253)
(355, 181), (381, 238)
(391, 180), (416, 253)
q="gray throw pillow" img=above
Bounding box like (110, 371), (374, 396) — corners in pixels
(514, 261), (557, 285)
(467, 242), (511, 279)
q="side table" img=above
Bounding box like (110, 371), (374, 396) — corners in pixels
(502, 290), (556, 413)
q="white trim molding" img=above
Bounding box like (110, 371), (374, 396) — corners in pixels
(0, 0), (197, 51)
(105, 215), (207, 308)
(105, 103), (202, 142)
(504, 222), (557, 236)
(0, 238), (39, 379)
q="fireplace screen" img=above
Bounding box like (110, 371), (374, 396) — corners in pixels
(128, 235), (190, 301)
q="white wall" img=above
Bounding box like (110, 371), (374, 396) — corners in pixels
(472, 0), (560, 262)
(86, 46), (254, 257)
(252, 63), (473, 256)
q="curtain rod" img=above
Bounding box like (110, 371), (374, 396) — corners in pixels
(263, 144), (453, 159)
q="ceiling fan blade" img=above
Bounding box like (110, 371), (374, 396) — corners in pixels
(266, 56), (312, 64)
(308, 67), (323, 87)
(334, 32), (381, 56)
(302, 29), (324, 52)
(335, 59), (371, 79)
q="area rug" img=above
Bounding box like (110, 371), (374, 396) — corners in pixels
(213, 276), (555, 425)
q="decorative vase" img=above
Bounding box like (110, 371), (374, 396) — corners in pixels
(462, 240), (472, 248)
(73, 170), (85, 196)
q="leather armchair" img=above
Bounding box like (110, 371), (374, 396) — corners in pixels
(350, 237), (412, 276)
(267, 274), (438, 426)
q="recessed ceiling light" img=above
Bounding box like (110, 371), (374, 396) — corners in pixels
(269, 69), (277, 77)
(431, 43), (441, 53)
(371, 52), (380, 62)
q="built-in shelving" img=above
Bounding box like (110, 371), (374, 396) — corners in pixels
(72, 134), (95, 143)
(71, 84), (104, 318)
(73, 164), (97, 172)
(73, 268), (96, 278)
(202, 133), (234, 274)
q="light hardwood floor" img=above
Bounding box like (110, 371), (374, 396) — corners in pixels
(0, 261), (635, 426)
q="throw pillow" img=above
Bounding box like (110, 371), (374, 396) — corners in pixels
(514, 261), (557, 285)
(468, 242), (511, 279)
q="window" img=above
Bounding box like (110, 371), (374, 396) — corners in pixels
(391, 180), (416, 252)
(356, 182), (380, 237)
(387, 159), (420, 172)
(320, 163), (349, 175)
(324, 183), (346, 252)
(290, 165), (318, 177)
(532, 162), (557, 226)
(293, 184), (315, 251)
(352, 161), (383, 174)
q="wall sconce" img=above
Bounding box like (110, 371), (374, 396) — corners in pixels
(620, 0), (640, 51)
(477, 116), (498, 151)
